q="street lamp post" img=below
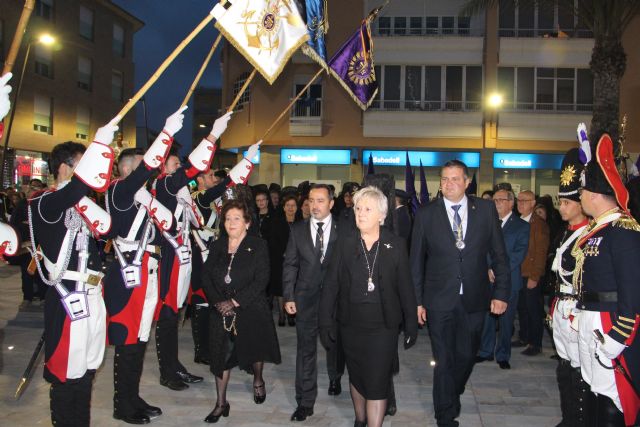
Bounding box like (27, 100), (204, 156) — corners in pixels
(0, 33), (55, 187)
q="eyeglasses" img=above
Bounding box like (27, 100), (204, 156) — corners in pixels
(493, 198), (509, 203)
(516, 199), (534, 203)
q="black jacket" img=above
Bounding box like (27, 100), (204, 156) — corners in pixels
(410, 196), (510, 312)
(282, 217), (338, 322)
(319, 227), (418, 339)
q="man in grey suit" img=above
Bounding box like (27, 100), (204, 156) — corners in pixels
(477, 189), (530, 369)
(283, 184), (344, 422)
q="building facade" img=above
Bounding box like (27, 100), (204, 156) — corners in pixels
(0, 0), (142, 187)
(219, 0), (639, 197)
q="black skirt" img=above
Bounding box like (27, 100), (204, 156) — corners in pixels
(341, 304), (398, 400)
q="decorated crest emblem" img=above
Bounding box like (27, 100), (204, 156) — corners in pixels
(240, 0), (305, 55)
(560, 164), (577, 187)
(348, 51), (376, 86)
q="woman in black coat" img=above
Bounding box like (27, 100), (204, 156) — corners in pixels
(201, 200), (281, 423)
(320, 186), (418, 427)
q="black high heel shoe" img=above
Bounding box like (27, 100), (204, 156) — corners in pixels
(253, 382), (266, 404)
(287, 315), (296, 326)
(204, 402), (230, 423)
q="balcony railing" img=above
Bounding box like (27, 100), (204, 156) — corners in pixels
(372, 26), (485, 37)
(498, 28), (593, 38)
(291, 98), (322, 118)
(370, 100), (482, 112)
(499, 102), (593, 112)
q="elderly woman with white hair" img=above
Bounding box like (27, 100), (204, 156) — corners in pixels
(320, 186), (418, 427)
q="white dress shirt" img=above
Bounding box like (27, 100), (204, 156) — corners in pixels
(500, 211), (513, 228)
(521, 212), (533, 223)
(310, 215), (332, 258)
(443, 196), (468, 294)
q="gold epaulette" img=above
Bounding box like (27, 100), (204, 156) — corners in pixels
(612, 213), (640, 232)
(191, 189), (205, 200)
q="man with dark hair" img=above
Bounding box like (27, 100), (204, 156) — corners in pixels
(188, 166), (232, 367)
(103, 108), (187, 424)
(411, 160), (510, 427)
(575, 133), (640, 426)
(29, 122), (118, 425)
(283, 183), (343, 421)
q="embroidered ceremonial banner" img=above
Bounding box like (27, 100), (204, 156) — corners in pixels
(327, 21), (378, 110)
(295, 0), (329, 70)
(212, 0), (309, 84)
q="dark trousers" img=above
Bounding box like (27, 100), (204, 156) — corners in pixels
(294, 319), (345, 408)
(517, 278), (544, 347)
(428, 298), (485, 427)
(191, 305), (210, 361)
(155, 314), (186, 381)
(50, 371), (95, 427)
(479, 286), (519, 362)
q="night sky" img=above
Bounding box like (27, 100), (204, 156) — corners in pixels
(111, 0), (223, 153)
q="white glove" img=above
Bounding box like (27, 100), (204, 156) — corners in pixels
(596, 332), (626, 360)
(210, 112), (233, 139)
(94, 120), (119, 145)
(245, 140), (262, 162)
(164, 106), (188, 136)
(0, 72), (12, 122)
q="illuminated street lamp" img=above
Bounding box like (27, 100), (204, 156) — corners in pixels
(0, 33), (56, 186)
(487, 93), (503, 109)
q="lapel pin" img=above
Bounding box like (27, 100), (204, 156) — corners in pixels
(384, 243), (392, 249)
(247, 247), (252, 252)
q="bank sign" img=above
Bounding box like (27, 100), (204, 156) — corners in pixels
(280, 149), (351, 165)
(362, 150), (480, 168)
(493, 153), (564, 170)
(242, 150), (260, 164)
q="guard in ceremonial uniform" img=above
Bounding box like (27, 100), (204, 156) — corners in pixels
(550, 147), (590, 427)
(103, 108), (186, 424)
(574, 131), (640, 426)
(28, 123), (118, 426)
(188, 169), (231, 365)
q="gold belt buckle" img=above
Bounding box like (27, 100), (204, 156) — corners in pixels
(86, 274), (101, 286)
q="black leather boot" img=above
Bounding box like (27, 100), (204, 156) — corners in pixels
(570, 367), (589, 427)
(595, 393), (624, 427)
(113, 345), (150, 424)
(156, 319), (188, 390)
(192, 305), (211, 365)
(132, 342), (162, 418)
(50, 380), (75, 427)
(73, 371), (95, 427)
(555, 359), (572, 427)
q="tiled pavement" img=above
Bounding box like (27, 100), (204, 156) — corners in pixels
(0, 264), (562, 426)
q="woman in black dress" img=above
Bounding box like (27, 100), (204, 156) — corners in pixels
(201, 200), (281, 423)
(320, 186), (418, 427)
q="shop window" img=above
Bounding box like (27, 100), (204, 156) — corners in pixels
(111, 70), (123, 102)
(378, 17), (391, 35)
(425, 16), (439, 35)
(497, 67), (515, 109)
(409, 17), (422, 35)
(34, 43), (53, 78)
(442, 17), (455, 34)
(79, 5), (94, 40)
(34, 94), (53, 134)
(293, 82), (322, 117)
(393, 17), (406, 35)
(404, 66), (422, 110)
(232, 72), (252, 110)
(465, 66), (483, 110)
(76, 106), (91, 140)
(113, 23), (125, 57)
(445, 66), (463, 110)
(77, 56), (92, 91)
(516, 67), (534, 109)
(382, 65), (400, 109)
(424, 66), (441, 110)
(35, 0), (53, 21)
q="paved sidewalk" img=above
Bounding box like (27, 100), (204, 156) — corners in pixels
(0, 263), (562, 426)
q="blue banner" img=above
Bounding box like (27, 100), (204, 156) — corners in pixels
(493, 153), (564, 170)
(363, 150), (481, 168)
(281, 149), (351, 165)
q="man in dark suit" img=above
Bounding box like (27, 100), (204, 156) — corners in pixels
(411, 160), (510, 427)
(477, 189), (530, 369)
(283, 184), (344, 421)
